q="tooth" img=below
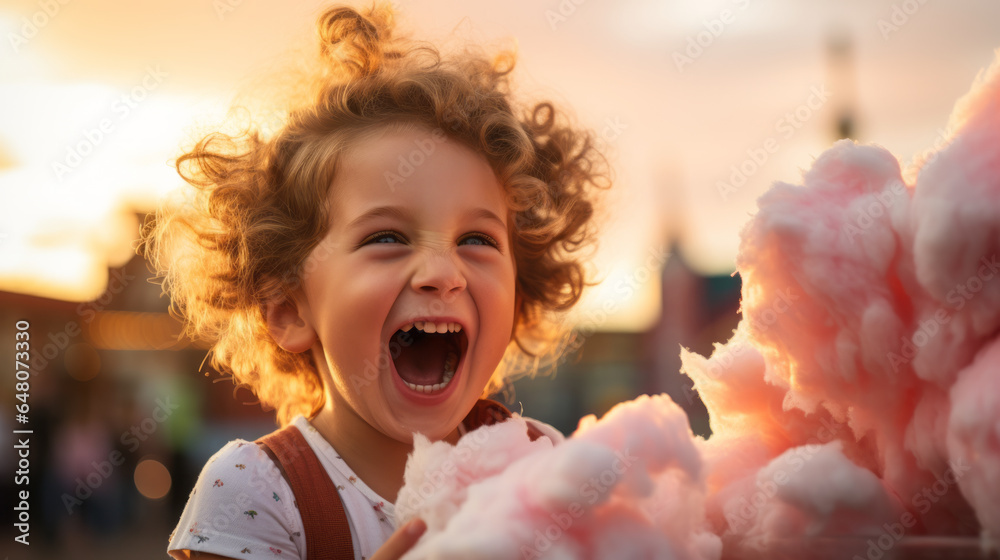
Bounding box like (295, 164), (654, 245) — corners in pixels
(424, 322), (437, 333)
(415, 321), (425, 331)
(453, 323), (462, 332)
(402, 323), (413, 332)
(431, 383), (441, 391)
(433, 322), (446, 333)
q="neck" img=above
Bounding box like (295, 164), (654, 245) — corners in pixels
(309, 393), (462, 504)
(310, 394), (409, 503)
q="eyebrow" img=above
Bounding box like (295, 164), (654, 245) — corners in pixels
(346, 205), (508, 230)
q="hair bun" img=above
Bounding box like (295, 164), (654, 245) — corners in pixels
(317, 4), (394, 78)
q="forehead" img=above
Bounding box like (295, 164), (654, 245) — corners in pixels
(329, 126), (508, 224)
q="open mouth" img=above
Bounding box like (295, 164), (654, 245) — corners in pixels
(390, 321), (468, 394)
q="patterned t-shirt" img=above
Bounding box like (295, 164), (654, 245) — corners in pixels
(167, 415), (397, 559)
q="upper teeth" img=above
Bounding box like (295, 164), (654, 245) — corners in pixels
(400, 321), (462, 334)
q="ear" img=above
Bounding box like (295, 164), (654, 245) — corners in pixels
(265, 296), (316, 353)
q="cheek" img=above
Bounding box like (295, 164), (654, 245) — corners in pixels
(473, 264), (517, 332)
(312, 269), (398, 353)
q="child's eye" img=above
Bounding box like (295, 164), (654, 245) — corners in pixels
(458, 232), (499, 248)
(361, 230), (406, 245)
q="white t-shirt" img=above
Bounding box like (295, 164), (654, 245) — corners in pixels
(167, 415), (396, 559)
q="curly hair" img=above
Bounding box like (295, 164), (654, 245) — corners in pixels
(139, 2), (611, 426)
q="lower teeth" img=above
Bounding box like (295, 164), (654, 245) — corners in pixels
(404, 351), (458, 393)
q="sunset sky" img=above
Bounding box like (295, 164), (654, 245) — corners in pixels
(2, 0), (998, 330)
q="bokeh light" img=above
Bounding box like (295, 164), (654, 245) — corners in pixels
(134, 458), (172, 500)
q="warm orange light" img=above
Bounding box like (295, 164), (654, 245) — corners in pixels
(569, 247), (667, 332)
(134, 458), (172, 500)
(87, 310), (204, 351)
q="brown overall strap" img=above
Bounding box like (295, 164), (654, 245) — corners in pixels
(256, 425), (354, 560)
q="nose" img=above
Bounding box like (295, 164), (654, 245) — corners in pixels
(411, 250), (467, 296)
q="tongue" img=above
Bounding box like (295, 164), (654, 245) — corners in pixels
(392, 331), (449, 386)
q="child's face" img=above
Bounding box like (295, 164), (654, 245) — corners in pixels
(294, 126), (517, 442)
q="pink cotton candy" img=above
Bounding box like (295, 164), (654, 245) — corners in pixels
(396, 50), (1000, 558)
(682, 328), (913, 559)
(686, 48), (1000, 547)
(397, 396), (721, 560)
(948, 337), (1000, 539)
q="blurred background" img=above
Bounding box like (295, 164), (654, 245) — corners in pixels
(0, 0), (998, 557)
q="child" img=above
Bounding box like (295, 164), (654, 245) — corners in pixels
(144, 3), (609, 558)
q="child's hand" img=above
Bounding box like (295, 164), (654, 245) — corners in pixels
(370, 518), (426, 560)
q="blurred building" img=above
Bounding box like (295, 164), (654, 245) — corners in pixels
(0, 225), (275, 559)
(509, 247), (741, 438)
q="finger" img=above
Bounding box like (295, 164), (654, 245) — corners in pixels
(372, 518), (427, 560)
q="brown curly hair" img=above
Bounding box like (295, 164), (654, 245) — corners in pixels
(139, 2), (611, 426)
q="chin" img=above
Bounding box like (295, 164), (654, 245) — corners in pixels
(391, 419), (458, 444)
